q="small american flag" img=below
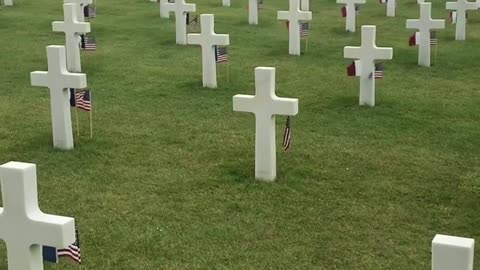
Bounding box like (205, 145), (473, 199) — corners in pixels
(75, 90), (92, 112)
(374, 63), (384, 79)
(300, 22), (309, 37)
(430, 31), (438, 46)
(58, 230), (81, 264)
(187, 14), (199, 33)
(83, 36), (96, 51)
(88, 5), (96, 18)
(282, 116), (292, 151)
(258, 0), (263, 9)
(215, 46), (228, 63)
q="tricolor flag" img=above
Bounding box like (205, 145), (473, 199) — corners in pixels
(300, 22), (309, 37)
(187, 14), (199, 33)
(409, 32), (420, 46)
(83, 35), (96, 51)
(430, 31), (438, 46)
(282, 116), (292, 151)
(449, 11), (457, 24)
(379, 0), (387, 4)
(215, 45), (228, 63)
(374, 63), (384, 79)
(347, 60), (361, 77)
(43, 230), (81, 264)
(341, 6), (347, 17)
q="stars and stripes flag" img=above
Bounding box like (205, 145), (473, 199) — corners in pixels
(43, 230), (81, 264)
(187, 13), (199, 33)
(75, 90), (92, 112)
(215, 45), (228, 63)
(88, 5), (96, 18)
(83, 36), (96, 51)
(430, 31), (438, 46)
(373, 63), (384, 79)
(300, 22), (309, 37)
(282, 116), (292, 151)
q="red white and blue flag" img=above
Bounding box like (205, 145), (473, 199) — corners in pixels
(215, 46), (228, 63)
(43, 230), (81, 264)
(282, 116), (292, 151)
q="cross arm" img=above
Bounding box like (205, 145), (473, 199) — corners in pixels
(52, 21), (91, 34)
(299, 11), (312, 21)
(214, 35), (230, 46)
(271, 98), (298, 116)
(374, 47), (393, 60)
(277, 11), (289, 20)
(445, 2), (457, 10)
(406, 19), (420, 30)
(161, 2), (175, 13)
(233, 95), (255, 113)
(63, 73), (87, 90)
(30, 213), (75, 248)
(30, 72), (49, 87)
(185, 3), (196, 12)
(344, 46), (361, 59)
(187, 34), (202, 45)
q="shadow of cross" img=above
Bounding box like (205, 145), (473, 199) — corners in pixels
(406, 3), (445, 67)
(187, 14), (229, 89)
(233, 67), (299, 182)
(344, 25), (393, 107)
(30, 46), (87, 150)
(52, 3), (91, 73)
(64, 0), (93, 23)
(0, 162), (75, 270)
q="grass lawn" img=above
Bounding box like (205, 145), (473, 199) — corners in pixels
(1, 0), (480, 269)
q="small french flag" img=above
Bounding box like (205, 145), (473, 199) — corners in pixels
(449, 11), (457, 24)
(341, 6), (347, 17)
(347, 60), (361, 77)
(409, 32), (420, 46)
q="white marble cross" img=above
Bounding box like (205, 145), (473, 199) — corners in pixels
(233, 67), (299, 182)
(53, 4), (91, 73)
(64, 0), (93, 22)
(223, 0), (231, 7)
(187, 14), (230, 88)
(248, 0), (259, 25)
(432, 234), (475, 270)
(159, 0), (170, 18)
(417, 0), (426, 3)
(406, 3), (444, 67)
(31, 46), (87, 150)
(162, 0), (196, 45)
(337, 0), (365, 32)
(0, 161), (76, 270)
(4, 0), (13, 6)
(446, 0), (477, 40)
(344, 26), (393, 107)
(301, 0), (310, 10)
(277, 0), (312, 55)
(386, 0), (396, 17)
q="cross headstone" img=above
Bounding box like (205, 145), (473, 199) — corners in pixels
(337, 0), (365, 32)
(162, 0), (196, 45)
(223, 0), (231, 7)
(187, 14), (230, 88)
(233, 67), (299, 182)
(406, 3), (445, 67)
(159, 0), (170, 18)
(64, 0), (93, 22)
(301, 0), (310, 10)
(52, 4), (91, 73)
(0, 161), (76, 270)
(446, 0), (477, 40)
(30, 46), (87, 150)
(248, 0), (259, 25)
(432, 234), (475, 270)
(277, 0), (312, 55)
(386, 0), (396, 17)
(4, 0), (13, 6)
(344, 25), (393, 107)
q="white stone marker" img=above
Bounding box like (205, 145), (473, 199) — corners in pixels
(64, 0), (93, 23)
(337, 0), (365, 32)
(223, 0), (230, 7)
(277, 0), (312, 55)
(233, 67), (299, 182)
(406, 3), (445, 67)
(187, 14), (230, 88)
(160, 0), (170, 18)
(386, 0), (396, 17)
(31, 46), (87, 150)
(418, 0), (426, 3)
(301, 0), (310, 10)
(53, 4), (91, 73)
(432, 234), (475, 270)
(248, 0), (258, 25)
(162, 0), (196, 45)
(4, 0), (13, 6)
(446, 0), (477, 40)
(0, 161), (76, 270)
(344, 25), (393, 107)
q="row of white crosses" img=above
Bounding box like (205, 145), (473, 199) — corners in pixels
(222, 0), (311, 11)
(30, 1), (90, 150)
(0, 162), (76, 270)
(162, 0), (196, 45)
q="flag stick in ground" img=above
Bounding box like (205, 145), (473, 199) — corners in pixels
(226, 61), (230, 83)
(305, 37), (309, 53)
(75, 107), (80, 141)
(89, 109), (93, 139)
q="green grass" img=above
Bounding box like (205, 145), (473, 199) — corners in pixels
(1, 0), (480, 269)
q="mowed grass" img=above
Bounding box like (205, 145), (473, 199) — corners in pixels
(0, 0), (480, 269)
